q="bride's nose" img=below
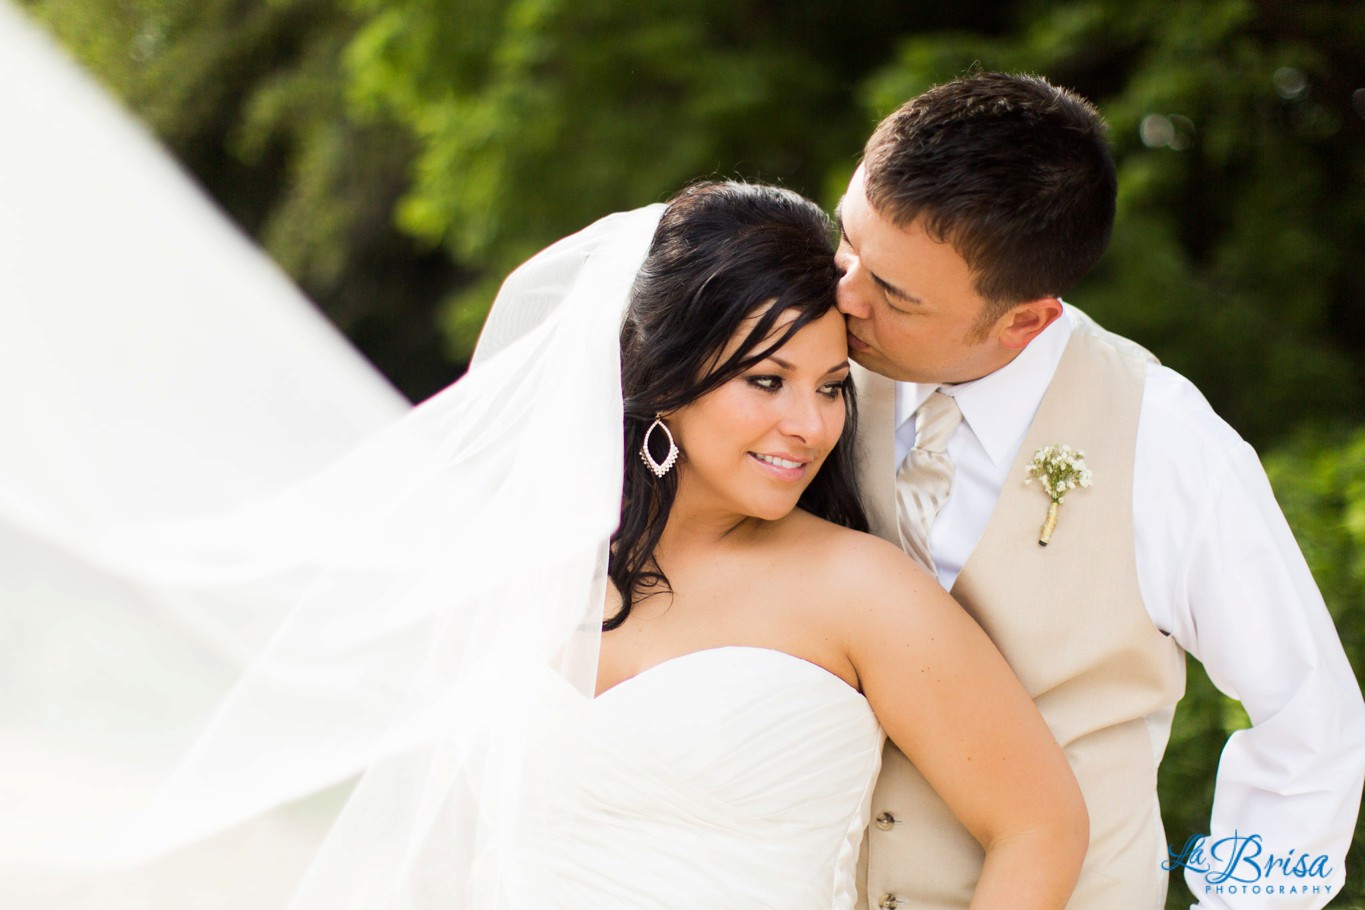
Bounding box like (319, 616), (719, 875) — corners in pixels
(778, 390), (832, 446)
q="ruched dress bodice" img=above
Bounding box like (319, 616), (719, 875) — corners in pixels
(523, 646), (884, 910)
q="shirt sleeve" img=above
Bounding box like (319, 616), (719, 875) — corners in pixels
(1142, 410), (1365, 907)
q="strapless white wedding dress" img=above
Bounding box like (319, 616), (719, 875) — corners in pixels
(521, 646), (884, 910)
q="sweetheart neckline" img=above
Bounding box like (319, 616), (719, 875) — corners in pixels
(593, 644), (865, 703)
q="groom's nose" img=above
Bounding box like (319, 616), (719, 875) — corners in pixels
(836, 268), (872, 320)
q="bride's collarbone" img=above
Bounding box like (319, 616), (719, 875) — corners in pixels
(610, 517), (852, 634)
(599, 565), (855, 696)
(595, 512), (866, 695)
(620, 561), (827, 624)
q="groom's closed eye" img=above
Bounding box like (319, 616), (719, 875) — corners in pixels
(855, 253), (921, 312)
(874, 275), (921, 311)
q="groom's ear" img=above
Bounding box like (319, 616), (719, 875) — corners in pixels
(996, 297), (1063, 351)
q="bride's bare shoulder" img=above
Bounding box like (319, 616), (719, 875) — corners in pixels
(786, 510), (934, 597)
(788, 514), (967, 671)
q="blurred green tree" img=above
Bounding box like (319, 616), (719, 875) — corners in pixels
(341, 0), (950, 357)
(24, 0), (1363, 434)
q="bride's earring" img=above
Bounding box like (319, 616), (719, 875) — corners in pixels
(640, 414), (679, 477)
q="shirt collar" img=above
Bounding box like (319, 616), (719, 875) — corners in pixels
(895, 304), (1075, 467)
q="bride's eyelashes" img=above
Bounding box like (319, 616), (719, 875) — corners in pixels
(744, 375), (846, 400)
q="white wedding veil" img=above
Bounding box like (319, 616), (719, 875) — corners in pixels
(0, 3), (663, 905)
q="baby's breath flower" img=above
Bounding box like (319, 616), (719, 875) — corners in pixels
(1025, 445), (1093, 545)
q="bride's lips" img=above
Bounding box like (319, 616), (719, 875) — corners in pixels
(748, 452), (809, 482)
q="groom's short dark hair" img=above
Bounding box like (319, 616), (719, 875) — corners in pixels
(862, 72), (1116, 313)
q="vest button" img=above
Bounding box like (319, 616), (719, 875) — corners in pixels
(878, 895), (901, 909)
(874, 811), (897, 831)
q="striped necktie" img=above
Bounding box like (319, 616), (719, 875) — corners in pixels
(895, 390), (963, 576)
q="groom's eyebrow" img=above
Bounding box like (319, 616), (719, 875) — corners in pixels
(873, 273), (921, 307)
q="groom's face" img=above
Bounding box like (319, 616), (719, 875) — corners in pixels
(834, 167), (1010, 385)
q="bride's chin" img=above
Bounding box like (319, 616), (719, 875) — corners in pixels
(742, 495), (806, 523)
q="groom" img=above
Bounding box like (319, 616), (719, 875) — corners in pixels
(840, 73), (1365, 908)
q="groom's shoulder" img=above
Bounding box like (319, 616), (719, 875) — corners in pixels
(1142, 362), (1245, 449)
(1070, 306), (1248, 463)
(1136, 360), (1258, 494)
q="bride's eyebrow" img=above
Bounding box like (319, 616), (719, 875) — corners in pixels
(765, 356), (851, 375)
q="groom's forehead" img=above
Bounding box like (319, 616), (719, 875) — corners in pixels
(831, 186), (863, 228)
(833, 164), (872, 224)
(831, 192), (864, 236)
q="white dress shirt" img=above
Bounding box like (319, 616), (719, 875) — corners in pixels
(894, 306), (1365, 909)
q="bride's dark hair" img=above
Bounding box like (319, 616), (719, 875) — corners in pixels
(607, 181), (869, 630)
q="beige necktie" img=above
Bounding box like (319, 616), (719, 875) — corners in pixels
(895, 390), (963, 575)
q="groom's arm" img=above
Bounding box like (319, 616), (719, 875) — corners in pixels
(1136, 370), (1365, 909)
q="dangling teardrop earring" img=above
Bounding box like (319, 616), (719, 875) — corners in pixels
(640, 414), (679, 477)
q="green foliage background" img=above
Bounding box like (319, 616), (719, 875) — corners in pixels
(19, 0), (1365, 905)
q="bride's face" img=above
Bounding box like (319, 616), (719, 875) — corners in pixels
(667, 307), (850, 523)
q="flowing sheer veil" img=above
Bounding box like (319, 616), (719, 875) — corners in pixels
(0, 4), (663, 905)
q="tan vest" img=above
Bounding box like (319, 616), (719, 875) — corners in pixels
(854, 318), (1186, 908)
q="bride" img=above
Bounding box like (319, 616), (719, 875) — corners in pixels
(517, 181), (1089, 908)
(0, 5), (1084, 908)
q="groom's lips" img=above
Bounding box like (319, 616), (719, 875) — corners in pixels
(846, 331), (870, 353)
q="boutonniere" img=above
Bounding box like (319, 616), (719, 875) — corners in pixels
(1024, 445), (1092, 546)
